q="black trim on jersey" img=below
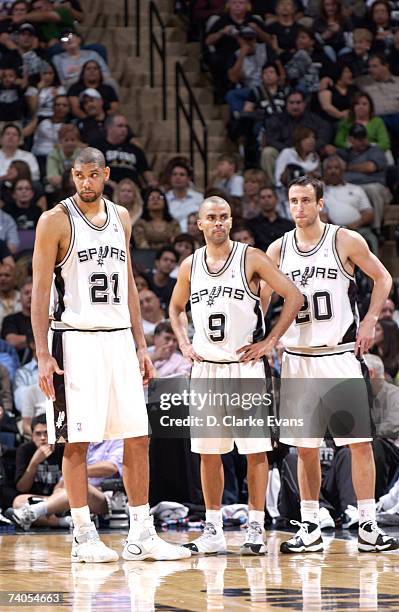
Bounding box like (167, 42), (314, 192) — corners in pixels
(201, 241), (238, 277)
(55, 199), (75, 269)
(332, 226), (355, 281)
(201, 359), (241, 364)
(292, 223), (329, 257)
(71, 196), (110, 231)
(240, 244), (261, 301)
(279, 233), (288, 268)
(285, 348), (355, 357)
(52, 330), (68, 444)
(110, 199), (125, 234)
(252, 298), (266, 343)
(53, 267), (66, 321)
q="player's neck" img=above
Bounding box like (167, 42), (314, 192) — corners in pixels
(205, 238), (233, 260)
(295, 218), (325, 245)
(73, 194), (104, 216)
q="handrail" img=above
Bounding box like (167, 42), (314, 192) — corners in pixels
(135, 0), (141, 56)
(175, 62), (208, 190)
(149, 0), (167, 120)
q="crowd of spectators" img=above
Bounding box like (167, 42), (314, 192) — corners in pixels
(0, 0), (398, 531)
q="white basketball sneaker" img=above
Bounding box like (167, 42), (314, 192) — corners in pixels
(71, 522), (119, 563)
(280, 521), (324, 554)
(183, 522), (227, 555)
(122, 516), (191, 561)
(240, 521), (267, 555)
(358, 520), (399, 552)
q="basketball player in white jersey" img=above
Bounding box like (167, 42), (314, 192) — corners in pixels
(31, 148), (191, 563)
(266, 176), (398, 553)
(170, 196), (303, 555)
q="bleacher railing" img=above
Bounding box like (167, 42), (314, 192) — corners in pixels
(175, 62), (208, 190)
(149, 0), (167, 120)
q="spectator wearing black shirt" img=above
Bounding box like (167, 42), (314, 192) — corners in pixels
(204, 0), (269, 100)
(67, 60), (119, 119)
(77, 88), (106, 144)
(3, 178), (42, 230)
(1, 278), (32, 364)
(145, 246), (178, 312)
(317, 63), (357, 123)
(313, 0), (353, 59)
(249, 185), (294, 251)
(94, 113), (156, 188)
(260, 90), (332, 185)
(0, 66), (36, 137)
(266, 0), (300, 63)
(340, 28), (372, 78)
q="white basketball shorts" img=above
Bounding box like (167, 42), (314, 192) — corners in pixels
(47, 328), (148, 444)
(190, 359), (273, 455)
(279, 348), (373, 448)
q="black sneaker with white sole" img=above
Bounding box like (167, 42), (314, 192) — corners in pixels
(358, 520), (399, 552)
(280, 520), (324, 554)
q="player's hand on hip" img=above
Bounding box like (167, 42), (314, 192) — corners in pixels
(38, 355), (64, 401)
(355, 319), (375, 357)
(180, 342), (203, 363)
(137, 348), (155, 385)
(237, 337), (276, 363)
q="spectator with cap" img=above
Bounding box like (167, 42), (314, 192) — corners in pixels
(10, 0), (75, 48)
(260, 90), (332, 185)
(14, 22), (45, 86)
(53, 31), (111, 88)
(31, 94), (70, 175)
(46, 123), (81, 193)
(76, 88), (106, 144)
(322, 154), (377, 254)
(225, 25), (277, 114)
(67, 60), (119, 119)
(93, 113), (156, 189)
(0, 124), (40, 181)
(337, 123), (390, 234)
(148, 321), (191, 377)
(164, 160), (203, 231)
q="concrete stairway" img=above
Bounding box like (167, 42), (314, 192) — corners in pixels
(79, 0), (233, 190)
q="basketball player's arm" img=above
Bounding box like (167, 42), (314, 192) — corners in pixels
(238, 247), (303, 362)
(118, 206), (154, 384)
(169, 257), (203, 362)
(339, 229), (392, 357)
(31, 210), (65, 400)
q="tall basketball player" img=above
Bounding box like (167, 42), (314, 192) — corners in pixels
(266, 176), (398, 553)
(170, 196), (303, 555)
(31, 148), (191, 563)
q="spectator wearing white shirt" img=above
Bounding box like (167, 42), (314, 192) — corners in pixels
(148, 321), (191, 377)
(53, 31), (111, 89)
(165, 161), (203, 231)
(322, 155), (377, 254)
(211, 154), (244, 198)
(138, 289), (166, 345)
(0, 264), (21, 329)
(0, 210), (19, 254)
(275, 126), (321, 188)
(0, 124), (40, 182)
(13, 335), (45, 436)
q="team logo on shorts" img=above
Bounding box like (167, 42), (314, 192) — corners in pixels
(56, 411), (65, 429)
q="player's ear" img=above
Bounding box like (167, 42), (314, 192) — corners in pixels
(104, 166), (110, 182)
(318, 197), (324, 211)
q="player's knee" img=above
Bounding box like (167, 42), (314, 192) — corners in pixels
(246, 452), (267, 466)
(64, 441), (89, 457)
(124, 435), (149, 453)
(297, 447), (319, 460)
(201, 453), (222, 465)
(349, 441), (372, 456)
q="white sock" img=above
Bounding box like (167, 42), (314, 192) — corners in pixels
(301, 500), (319, 525)
(248, 510), (265, 528)
(358, 499), (376, 524)
(128, 503), (150, 539)
(71, 505), (91, 531)
(30, 502), (48, 520)
(206, 509), (223, 529)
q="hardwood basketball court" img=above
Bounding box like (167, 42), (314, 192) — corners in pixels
(0, 529), (398, 610)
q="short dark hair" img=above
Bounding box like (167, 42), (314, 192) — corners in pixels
(369, 52), (389, 66)
(74, 147), (105, 168)
(31, 414), (47, 431)
(287, 89), (306, 101)
(155, 245), (178, 261)
(1, 123), (22, 137)
(231, 223), (255, 240)
(288, 176), (324, 201)
(259, 185), (277, 197)
(261, 61), (279, 73)
(154, 320), (174, 336)
(173, 233), (195, 252)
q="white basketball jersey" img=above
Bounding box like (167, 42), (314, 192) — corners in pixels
(190, 242), (265, 361)
(52, 197), (131, 330)
(279, 224), (358, 349)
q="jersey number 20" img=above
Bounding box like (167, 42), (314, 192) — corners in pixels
(295, 291), (332, 324)
(90, 272), (120, 304)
